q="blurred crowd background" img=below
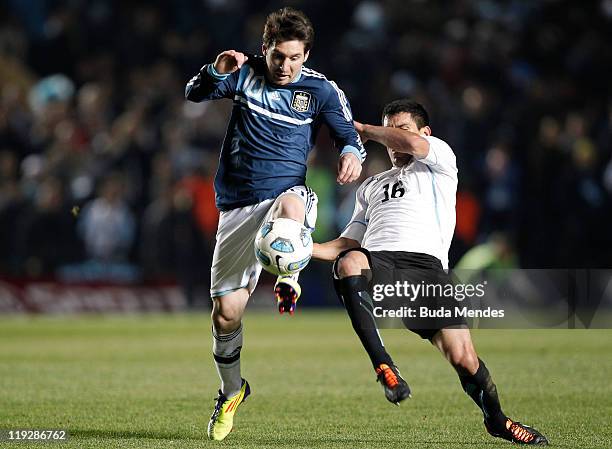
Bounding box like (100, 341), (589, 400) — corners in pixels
(1, 0), (611, 306)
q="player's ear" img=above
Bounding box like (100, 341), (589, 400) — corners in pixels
(303, 50), (310, 62)
(420, 126), (432, 136)
(261, 44), (267, 56)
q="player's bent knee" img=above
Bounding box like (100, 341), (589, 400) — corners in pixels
(273, 194), (305, 222)
(211, 308), (241, 332)
(448, 344), (479, 374)
(337, 251), (370, 278)
(211, 296), (245, 332)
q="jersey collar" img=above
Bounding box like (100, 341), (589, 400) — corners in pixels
(291, 67), (303, 84)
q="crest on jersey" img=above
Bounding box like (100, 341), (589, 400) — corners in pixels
(291, 91), (311, 112)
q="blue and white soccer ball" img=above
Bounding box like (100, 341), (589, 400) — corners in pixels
(254, 218), (313, 276)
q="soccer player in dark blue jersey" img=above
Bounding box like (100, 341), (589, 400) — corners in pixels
(185, 7), (366, 440)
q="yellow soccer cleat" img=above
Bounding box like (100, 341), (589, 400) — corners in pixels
(207, 379), (251, 441)
(274, 276), (301, 315)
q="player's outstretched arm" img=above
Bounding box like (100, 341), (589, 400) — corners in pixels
(318, 81), (366, 185)
(185, 50), (247, 102)
(312, 238), (360, 262)
(354, 120), (430, 159)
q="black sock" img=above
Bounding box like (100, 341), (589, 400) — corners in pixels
(459, 358), (507, 429)
(335, 275), (394, 369)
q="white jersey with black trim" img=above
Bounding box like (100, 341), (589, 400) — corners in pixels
(341, 135), (458, 269)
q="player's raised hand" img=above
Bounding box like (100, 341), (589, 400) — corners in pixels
(353, 120), (369, 144)
(213, 50), (249, 75)
(337, 153), (362, 185)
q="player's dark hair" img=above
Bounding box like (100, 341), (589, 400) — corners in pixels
(382, 99), (430, 129)
(263, 7), (314, 52)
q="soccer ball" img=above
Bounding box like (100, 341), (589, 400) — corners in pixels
(254, 218), (313, 276)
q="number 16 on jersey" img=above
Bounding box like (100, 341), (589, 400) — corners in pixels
(381, 181), (405, 203)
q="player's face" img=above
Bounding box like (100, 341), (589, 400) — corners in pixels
(262, 40), (309, 85)
(384, 112), (427, 167)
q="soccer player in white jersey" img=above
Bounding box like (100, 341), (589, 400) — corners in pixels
(313, 100), (548, 445)
(185, 7), (365, 441)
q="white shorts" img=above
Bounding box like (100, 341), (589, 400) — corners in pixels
(210, 186), (318, 298)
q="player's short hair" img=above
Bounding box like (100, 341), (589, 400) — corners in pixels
(382, 99), (430, 129)
(263, 7), (314, 52)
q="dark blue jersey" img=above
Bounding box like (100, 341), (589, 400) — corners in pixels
(185, 55), (366, 211)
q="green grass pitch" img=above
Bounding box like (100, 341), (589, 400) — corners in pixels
(1, 311), (611, 448)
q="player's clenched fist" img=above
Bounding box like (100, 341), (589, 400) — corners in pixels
(213, 50), (249, 75)
(337, 152), (362, 185)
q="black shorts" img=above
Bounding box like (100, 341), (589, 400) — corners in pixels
(336, 249), (467, 340)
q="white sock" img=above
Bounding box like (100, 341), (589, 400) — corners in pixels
(212, 324), (243, 397)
